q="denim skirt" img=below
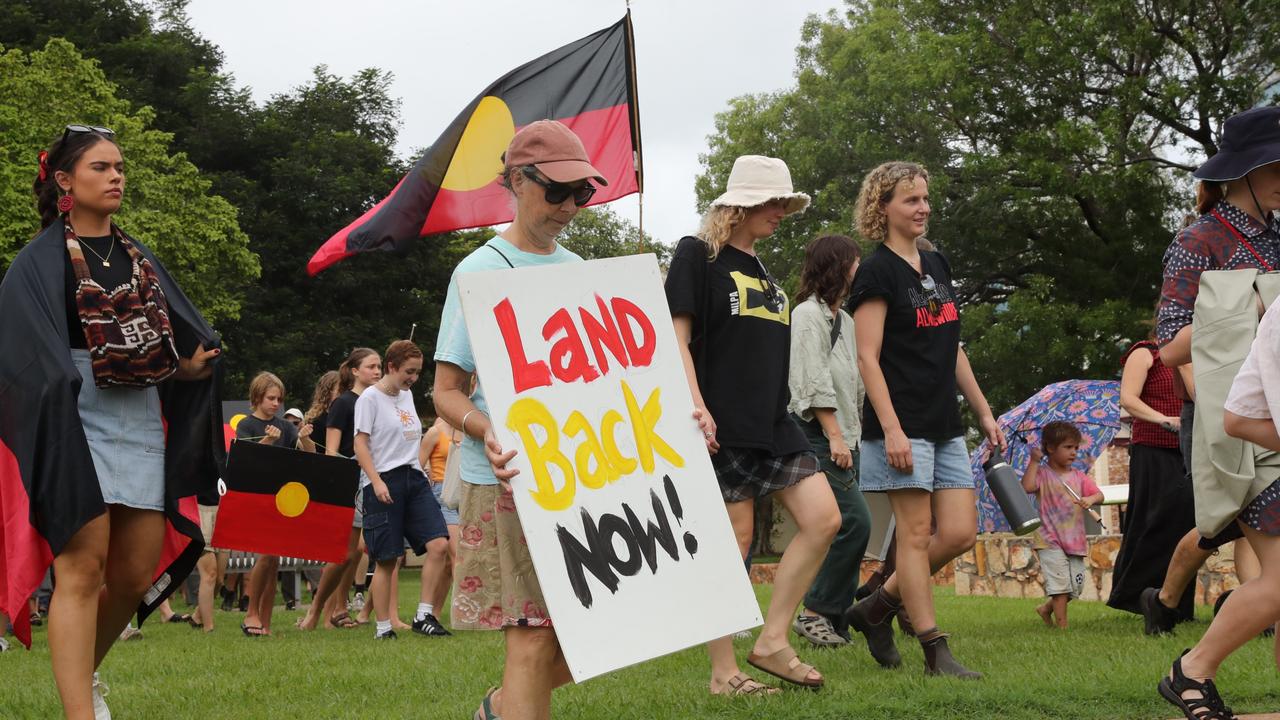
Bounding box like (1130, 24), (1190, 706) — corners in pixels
(72, 349), (166, 511)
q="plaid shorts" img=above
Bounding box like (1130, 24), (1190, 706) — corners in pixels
(712, 446), (820, 503)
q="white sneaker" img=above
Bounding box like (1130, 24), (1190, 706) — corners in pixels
(118, 625), (143, 642)
(0, 636), (10, 652)
(352, 592), (365, 612)
(91, 672), (111, 720)
(733, 629), (753, 640)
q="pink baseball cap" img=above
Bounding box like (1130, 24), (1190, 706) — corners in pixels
(501, 120), (608, 186)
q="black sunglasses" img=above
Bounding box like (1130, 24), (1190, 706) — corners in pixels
(920, 274), (944, 315)
(521, 166), (596, 207)
(62, 124), (116, 143)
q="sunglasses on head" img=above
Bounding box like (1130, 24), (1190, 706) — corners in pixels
(62, 124), (116, 143)
(521, 166), (596, 207)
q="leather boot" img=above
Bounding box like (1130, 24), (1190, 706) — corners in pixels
(919, 630), (982, 679)
(897, 604), (915, 636)
(845, 587), (902, 668)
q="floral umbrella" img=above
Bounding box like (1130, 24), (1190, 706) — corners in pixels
(969, 379), (1121, 532)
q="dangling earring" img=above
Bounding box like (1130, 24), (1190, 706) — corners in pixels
(57, 194), (74, 213)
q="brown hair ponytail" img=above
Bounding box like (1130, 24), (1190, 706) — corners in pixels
(337, 347), (379, 394)
(1195, 181), (1224, 215)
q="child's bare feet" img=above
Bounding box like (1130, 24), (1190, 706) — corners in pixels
(1035, 603), (1054, 627)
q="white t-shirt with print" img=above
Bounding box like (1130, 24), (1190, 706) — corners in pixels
(353, 386), (422, 486)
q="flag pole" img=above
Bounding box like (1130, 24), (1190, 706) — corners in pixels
(625, 4), (645, 252)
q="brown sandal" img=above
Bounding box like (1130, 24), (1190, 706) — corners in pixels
(713, 673), (780, 696)
(747, 646), (823, 689)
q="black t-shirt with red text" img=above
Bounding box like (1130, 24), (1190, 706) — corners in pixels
(664, 236), (808, 456)
(847, 243), (963, 441)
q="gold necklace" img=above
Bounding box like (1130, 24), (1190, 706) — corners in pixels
(79, 235), (116, 267)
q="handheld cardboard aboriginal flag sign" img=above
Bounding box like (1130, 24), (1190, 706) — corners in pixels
(213, 441), (358, 562)
(307, 13), (642, 274)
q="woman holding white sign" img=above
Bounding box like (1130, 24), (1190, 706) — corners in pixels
(844, 161), (1006, 679)
(432, 120), (607, 720)
(665, 155), (841, 694)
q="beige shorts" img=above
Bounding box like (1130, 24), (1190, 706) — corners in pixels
(451, 481), (551, 631)
(1038, 547), (1085, 599)
(198, 504), (220, 552)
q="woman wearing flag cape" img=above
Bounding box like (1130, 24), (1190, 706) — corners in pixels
(0, 126), (223, 719)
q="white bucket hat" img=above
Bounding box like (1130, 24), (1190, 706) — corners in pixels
(709, 155), (811, 215)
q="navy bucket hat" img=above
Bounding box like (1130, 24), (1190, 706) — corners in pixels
(1194, 106), (1280, 182)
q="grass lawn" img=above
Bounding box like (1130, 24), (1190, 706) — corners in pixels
(2, 573), (1277, 719)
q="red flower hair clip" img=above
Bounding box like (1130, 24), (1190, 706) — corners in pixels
(37, 151), (49, 182)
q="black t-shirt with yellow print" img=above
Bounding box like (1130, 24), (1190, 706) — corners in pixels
(664, 236), (809, 457)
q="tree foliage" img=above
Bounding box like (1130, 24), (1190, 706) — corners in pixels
(0, 38), (257, 323)
(697, 0), (1278, 412)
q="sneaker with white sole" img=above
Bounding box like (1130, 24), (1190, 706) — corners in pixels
(91, 672), (111, 720)
(351, 592), (365, 613)
(0, 636), (10, 652)
(411, 613), (451, 637)
(118, 626), (143, 642)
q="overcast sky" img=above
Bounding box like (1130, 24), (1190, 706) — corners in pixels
(185, 0), (846, 246)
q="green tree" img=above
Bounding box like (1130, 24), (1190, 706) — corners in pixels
(0, 39), (258, 323)
(557, 206), (670, 266)
(216, 67), (473, 403)
(697, 0), (1278, 412)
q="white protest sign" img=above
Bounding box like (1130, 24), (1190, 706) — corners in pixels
(458, 253), (761, 682)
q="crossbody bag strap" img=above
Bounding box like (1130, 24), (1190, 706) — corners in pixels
(487, 243), (516, 268)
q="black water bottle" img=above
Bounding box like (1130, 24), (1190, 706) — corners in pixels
(983, 456), (1042, 536)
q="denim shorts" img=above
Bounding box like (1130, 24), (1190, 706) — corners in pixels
(361, 466), (448, 562)
(431, 482), (460, 525)
(72, 349), (165, 511)
(859, 435), (973, 493)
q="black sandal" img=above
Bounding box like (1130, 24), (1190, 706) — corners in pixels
(1157, 651), (1236, 720)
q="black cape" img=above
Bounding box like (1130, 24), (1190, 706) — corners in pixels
(0, 219), (225, 647)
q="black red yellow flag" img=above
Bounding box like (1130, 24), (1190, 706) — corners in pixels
(213, 441), (359, 562)
(307, 13), (643, 275)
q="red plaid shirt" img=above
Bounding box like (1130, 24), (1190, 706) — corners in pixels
(1156, 201), (1280, 346)
(1122, 342), (1181, 448)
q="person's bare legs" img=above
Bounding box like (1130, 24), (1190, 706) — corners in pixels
(355, 546), (373, 624)
(390, 561), (409, 630)
(1156, 528), (1213, 609)
(428, 525), (459, 611)
(1174, 526), (1280, 705)
(370, 558), (397, 630)
(300, 529), (360, 630)
(1234, 537), (1261, 583)
(707, 498), (754, 692)
(750, 473), (839, 680)
(243, 555), (279, 633)
(881, 489), (978, 623)
(93, 507), (165, 665)
(490, 626), (572, 720)
(418, 537), (449, 608)
(48, 506), (165, 718)
(49, 513), (110, 719)
(1051, 594), (1069, 629)
(194, 552), (217, 632)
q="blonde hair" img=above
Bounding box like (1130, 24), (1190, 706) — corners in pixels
(248, 372), (285, 411)
(695, 205), (747, 261)
(304, 370), (341, 424)
(854, 161), (930, 243)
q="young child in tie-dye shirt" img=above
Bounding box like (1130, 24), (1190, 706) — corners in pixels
(1020, 421), (1104, 628)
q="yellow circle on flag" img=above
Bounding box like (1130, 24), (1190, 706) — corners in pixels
(275, 482), (310, 518)
(229, 413), (246, 431)
(441, 96), (516, 192)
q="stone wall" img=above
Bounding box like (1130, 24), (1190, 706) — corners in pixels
(952, 532), (1240, 606)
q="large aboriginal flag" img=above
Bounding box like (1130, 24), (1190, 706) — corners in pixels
(213, 440), (359, 562)
(307, 13), (643, 275)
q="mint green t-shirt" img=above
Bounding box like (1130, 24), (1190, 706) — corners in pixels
(433, 236), (583, 485)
